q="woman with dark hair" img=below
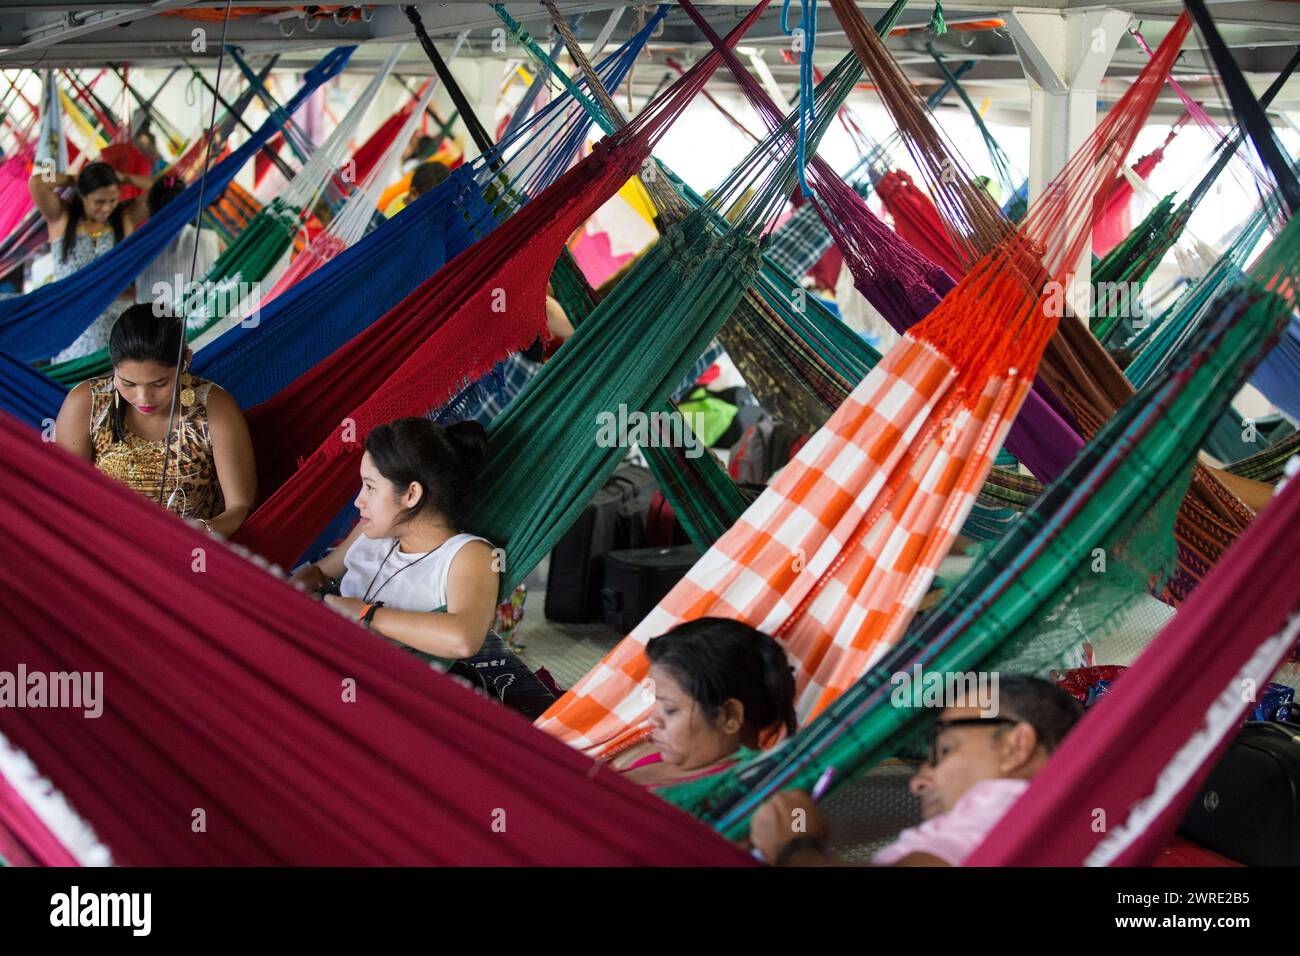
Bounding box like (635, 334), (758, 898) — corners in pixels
(613, 618), (798, 787)
(289, 417), (556, 718)
(53, 303), (256, 536)
(134, 174), (220, 308)
(30, 160), (154, 361)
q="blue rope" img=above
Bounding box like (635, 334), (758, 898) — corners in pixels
(781, 0), (817, 196)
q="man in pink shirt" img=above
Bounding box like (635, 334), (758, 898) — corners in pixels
(749, 675), (1082, 866)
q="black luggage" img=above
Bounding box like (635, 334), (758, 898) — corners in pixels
(544, 463), (656, 623)
(600, 544), (701, 632)
(1178, 719), (1300, 866)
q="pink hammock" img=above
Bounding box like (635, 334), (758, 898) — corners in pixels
(0, 146), (35, 243)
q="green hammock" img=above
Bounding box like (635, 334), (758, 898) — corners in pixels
(656, 212), (1300, 838)
(482, 7), (903, 561)
(1125, 201), (1275, 388)
(1228, 429), (1300, 483)
(1090, 193), (1188, 346)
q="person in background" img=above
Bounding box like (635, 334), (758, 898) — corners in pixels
(30, 160), (153, 362)
(53, 304), (256, 537)
(135, 175), (221, 308)
(748, 675), (1082, 866)
(401, 132), (439, 168)
(611, 618), (797, 788)
(385, 160), (451, 217)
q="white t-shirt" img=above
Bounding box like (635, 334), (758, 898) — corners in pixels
(340, 532), (490, 612)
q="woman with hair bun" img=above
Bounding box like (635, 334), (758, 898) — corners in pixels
(613, 617), (798, 788)
(290, 417), (556, 718)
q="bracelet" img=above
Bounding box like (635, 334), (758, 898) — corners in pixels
(774, 835), (827, 867)
(361, 601), (384, 627)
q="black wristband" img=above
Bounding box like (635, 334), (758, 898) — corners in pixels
(774, 835), (827, 867)
(362, 601), (384, 627)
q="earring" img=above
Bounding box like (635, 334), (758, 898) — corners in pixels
(114, 390), (121, 412)
(180, 371), (195, 409)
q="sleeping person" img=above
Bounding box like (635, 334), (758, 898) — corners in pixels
(612, 618), (797, 788)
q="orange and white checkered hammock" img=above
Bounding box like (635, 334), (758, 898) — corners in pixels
(537, 263), (1047, 759)
(536, 12), (1191, 762)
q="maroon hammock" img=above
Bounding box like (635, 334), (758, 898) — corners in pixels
(0, 412), (751, 866)
(233, 0), (772, 569)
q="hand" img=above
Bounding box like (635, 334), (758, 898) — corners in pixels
(289, 563), (328, 593)
(749, 790), (828, 863)
(323, 594), (365, 620)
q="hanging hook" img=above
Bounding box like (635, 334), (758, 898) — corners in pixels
(334, 8), (350, 26)
(278, 19), (296, 38)
(304, 15), (321, 32)
(360, 6), (375, 23)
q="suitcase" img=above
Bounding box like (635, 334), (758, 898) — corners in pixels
(601, 545), (701, 632)
(1178, 720), (1300, 866)
(544, 463), (656, 623)
(644, 491), (692, 548)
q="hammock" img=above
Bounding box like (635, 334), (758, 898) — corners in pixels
(259, 39), (460, 305)
(1092, 126), (1181, 257)
(969, 473), (1300, 865)
(875, 168), (964, 280)
(224, 4), (768, 571)
(42, 48), (401, 386)
(836, 0), (1259, 603)
(678, 0), (1083, 485)
(660, 206), (1300, 839)
(0, 412), (747, 867)
(535, 11), (1194, 760)
(1091, 51), (1298, 349)
(0, 48), (353, 364)
(0, 146), (34, 245)
(191, 13), (666, 413)
(0, 351), (66, 429)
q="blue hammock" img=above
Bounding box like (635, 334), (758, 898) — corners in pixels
(0, 350), (67, 429)
(1250, 313), (1300, 423)
(0, 47), (352, 363)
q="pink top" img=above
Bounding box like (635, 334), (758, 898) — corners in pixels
(871, 778), (1029, 866)
(620, 753), (735, 788)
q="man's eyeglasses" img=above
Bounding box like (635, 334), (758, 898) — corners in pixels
(924, 717), (1019, 767)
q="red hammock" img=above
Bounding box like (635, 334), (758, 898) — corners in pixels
(875, 168), (965, 280)
(0, 412), (749, 866)
(231, 1), (772, 570)
(968, 471), (1300, 866)
(1091, 119), (1185, 256)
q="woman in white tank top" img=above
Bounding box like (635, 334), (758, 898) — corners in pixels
(289, 417), (500, 661)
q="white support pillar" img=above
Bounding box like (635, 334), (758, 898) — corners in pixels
(1006, 7), (1129, 309)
